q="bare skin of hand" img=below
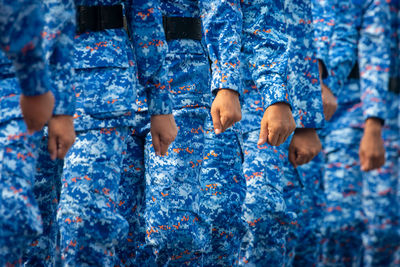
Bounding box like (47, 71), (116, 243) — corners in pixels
(321, 83), (337, 121)
(288, 128), (322, 168)
(47, 115), (76, 160)
(318, 60), (337, 121)
(20, 91), (55, 134)
(258, 102), (296, 146)
(211, 89), (242, 134)
(151, 114), (178, 156)
(359, 118), (385, 171)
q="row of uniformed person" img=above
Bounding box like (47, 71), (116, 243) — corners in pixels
(0, 0), (399, 266)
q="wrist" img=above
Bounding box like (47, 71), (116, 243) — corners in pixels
(294, 128), (316, 134)
(217, 88), (239, 96)
(364, 118), (382, 135)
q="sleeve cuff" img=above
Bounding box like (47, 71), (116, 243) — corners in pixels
(147, 86), (173, 115)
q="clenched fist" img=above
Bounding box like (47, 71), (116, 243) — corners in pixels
(288, 128), (322, 168)
(211, 89), (241, 134)
(151, 114), (178, 156)
(20, 91), (55, 133)
(359, 118), (385, 171)
(47, 115), (76, 160)
(258, 102), (296, 146)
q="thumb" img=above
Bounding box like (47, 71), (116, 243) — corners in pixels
(152, 132), (162, 156)
(258, 120), (269, 146)
(48, 134), (57, 161)
(211, 108), (222, 135)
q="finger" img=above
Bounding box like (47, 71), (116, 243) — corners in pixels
(48, 134), (57, 161)
(159, 140), (170, 156)
(57, 139), (69, 159)
(221, 116), (234, 132)
(296, 154), (311, 166)
(211, 108), (222, 135)
(152, 133), (162, 156)
(268, 131), (280, 146)
(258, 121), (268, 146)
(361, 157), (373, 171)
(359, 150), (366, 170)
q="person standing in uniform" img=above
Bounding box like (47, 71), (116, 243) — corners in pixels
(21, 0), (77, 265)
(0, 0), (76, 264)
(56, 0), (177, 265)
(319, 0), (391, 265)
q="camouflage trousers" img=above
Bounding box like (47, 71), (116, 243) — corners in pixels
(239, 130), (295, 266)
(283, 153), (325, 267)
(0, 119), (42, 265)
(23, 131), (64, 267)
(116, 112), (153, 267)
(57, 127), (130, 266)
(199, 115), (246, 267)
(145, 107), (208, 266)
(362, 92), (400, 267)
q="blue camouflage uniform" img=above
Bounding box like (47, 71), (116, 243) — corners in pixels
(56, 1), (172, 265)
(142, 1), (215, 265)
(280, 0), (327, 265)
(318, 0), (391, 265)
(202, 0), (322, 265)
(21, 1), (76, 265)
(198, 1), (293, 265)
(116, 1), (172, 265)
(198, 1), (246, 266)
(0, 0), (75, 264)
(362, 0), (400, 266)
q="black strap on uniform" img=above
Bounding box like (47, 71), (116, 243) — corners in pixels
(162, 17), (202, 41)
(389, 77), (400, 94)
(348, 61), (360, 80)
(77, 5), (124, 34)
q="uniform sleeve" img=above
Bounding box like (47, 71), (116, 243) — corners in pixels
(43, 0), (76, 116)
(323, 0), (358, 96)
(199, 0), (242, 95)
(125, 0), (173, 115)
(358, 0), (390, 121)
(244, 1), (291, 111)
(285, 0), (325, 129)
(312, 0), (335, 64)
(0, 0), (50, 96)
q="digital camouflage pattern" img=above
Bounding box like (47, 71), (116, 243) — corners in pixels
(199, 115), (246, 267)
(319, 0), (391, 265)
(284, 0), (324, 129)
(0, 0), (49, 96)
(145, 108), (208, 266)
(0, 119), (43, 265)
(0, 0), (75, 265)
(283, 153), (326, 267)
(58, 0), (173, 265)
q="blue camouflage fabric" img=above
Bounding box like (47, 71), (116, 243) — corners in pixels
(322, 0), (358, 98)
(198, 116), (246, 267)
(198, 1), (246, 265)
(57, 0), (173, 265)
(141, 1), (214, 265)
(0, 119), (43, 265)
(312, 0), (335, 64)
(0, 0), (75, 264)
(283, 0), (324, 129)
(283, 153), (326, 267)
(362, 1), (400, 265)
(21, 1), (76, 265)
(319, 0), (391, 265)
(362, 92), (399, 266)
(201, 1), (292, 265)
(281, 0), (326, 265)
(0, 0), (49, 97)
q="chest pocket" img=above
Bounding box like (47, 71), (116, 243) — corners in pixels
(73, 29), (139, 118)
